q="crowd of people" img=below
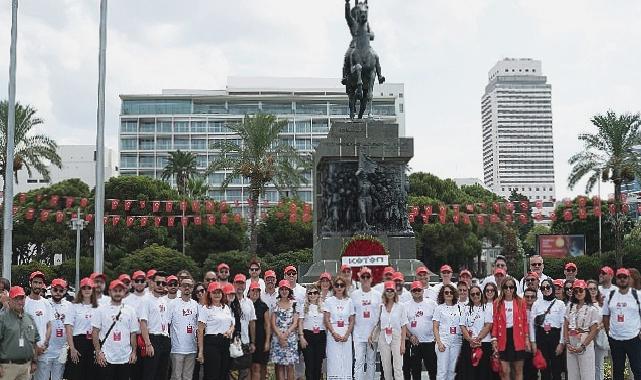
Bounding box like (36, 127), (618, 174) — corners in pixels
(0, 254), (640, 380)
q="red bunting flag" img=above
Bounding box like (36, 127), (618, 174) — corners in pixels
(154, 216), (162, 227)
(39, 209), (49, 222)
(124, 200), (132, 211)
(50, 195), (60, 207)
(534, 213), (543, 222)
(180, 201), (187, 212)
(111, 199), (119, 210)
(549, 212), (557, 222)
(126, 216), (134, 227)
(621, 193), (628, 203)
(71, 212), (77, 219)
(578, 196), (587, 208)
(55, 211), (64, 223)
(465, 204), (474, 213)
(140, 216), (148, 227)
(26, 208), (35, 220)
(139, 200), (146, 210)
(409, 214), (415, 223)
(439, 214), (446, 224)
(220, 201), (228, 212)
(191, 201), (200, 212)
(303, 203), (312, 214)
(462, 214), (470, 225)
(234, 214), (241, 224)
(424, 205), (433, 216)
(563, 198), (572, 207)
(579, 208), (587, 220)
(80, 198), (89, 208)
(194, 216), (202, 225)
(504, 214), (513, 224)
(112, 215), (121, 226)
(453, 214), (460, 225)
(85, 214), (94, 223)
(453, 205), (460, 215)
(519, 200), (528, 211)
(167, 216), (175, 227)
(221, 214), (229, 224)
(438, 205), (446, 217)
(289, 203), (297, 214)
(207, 215), (216, 225)
(490, 214), (500, 224)
(505, 202), (514, 213)
(609, 204), (616, 216)
(594, 207), (602, 218)
(411, 206), (419, 216)
(181, 217), (189, 226)
(563, 209), (572, 221)
(153, 201), (160, 213)
(422, 214), (429, 224)
(18, 193), (26, 203)
(476, 215), (485, 225)
(165, 202), (173, 213)
(205, 200), (214, 212)
(492, 202), (500, 214)
(518, 214), (528, 224)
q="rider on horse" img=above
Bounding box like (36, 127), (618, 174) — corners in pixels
(341, 0), (385, 86)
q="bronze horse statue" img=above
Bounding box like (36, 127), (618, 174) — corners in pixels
(343, 0), (385, 119)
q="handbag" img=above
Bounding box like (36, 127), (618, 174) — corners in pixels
(595, 328), (609, 350)
(491, 353), (502, 374)
(229, 337), (244, 358)
(471, 346), (483, 367)
(232, 343), (252, 370)
(137, 334), (148, 358)
(533, 349), (547, 370)
(534, 299), (556, 327)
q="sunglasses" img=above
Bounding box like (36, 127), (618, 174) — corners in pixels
(524, 295), (537, 299)
(588, 287), (598, 291)
(334, 283), (346, 288)
(470, 292), (481, 297)
(197, 289), (206, 293)
(526, 278), (537, 282)
(573, 288), (585, 293)
(565, 268), (576, 273)
(168, 282), (179, 287)
(134, 279), (146, 284)
(122, 281), (131, 285)
(308, 291), (319, 296)
(443, 291), (453, 295)
(286, 271), (297, 276)
(531, 263), (543, 267)
(503, 286), (515, 290)
(541, 286), (552, 291)
(600, 271), (608, 275)
(360, 275), (371, 280)
(81, 286), (92, 291)
(219, 270), (229, 274)
(617, 275), (629, 280)
(441, 271), (452, 275)
(411, 288), (423, 293)
(182, 283), (194, 288)
(156, 281), (167, 286)
(249, 267), (260, 272)
(485, 288), (496, 293)
(385, 289), (395, 292)
(52, 288), (66, 293)
(496, 263), (507, 268)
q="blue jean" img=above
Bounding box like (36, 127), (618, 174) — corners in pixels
(609, 336), (641, 380)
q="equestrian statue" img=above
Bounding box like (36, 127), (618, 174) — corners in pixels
(342, 0), (385, 119)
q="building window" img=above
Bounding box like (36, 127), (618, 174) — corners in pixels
(296, 102), (327, 116)
(120, 155), (138, 169)
(208, 173), (225, 185)
(191, 139), (206, 150)
(399, 104), (404, 113)
(156, 138), (172, 150)
(121, 120), (138, 133)
(311, 120), (329, 133)
(156, 156), (169, 168)
(196, 155), (207, 168)
(228, 103), (259, 115)
(157, 121), (172, 133)
(139, 139), (154, 150)
(27, 179), (38, 183)
(208, 121), (231, 133)
(175, 138), (189, 150)
(139, 122), (155, 133)
(262, 102), (293, 114)
(191, 121), (207, 133)
(175, 121), (189, 133)
(139, 156), (155, 168)
(296, 121), (311, 134)
(120, 138), (137, 150)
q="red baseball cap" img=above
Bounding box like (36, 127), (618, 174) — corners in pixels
(284, 265), (297, 274)
(410, 280), (423, 291)
(9, 286), (25, 299)
(217, 263), (230, 271)
(132, 271), (146, 280)
(526, 271), (540, 280)
(249, 282), (261, 291)
(459, 270), (472, 278)
(146, 269), (156, 279)
(233, 274), (247, 283)
(278, 279), (292, 289)
(392, 272), (404, 282)
(358, 267), (372, 277)
(384, 281), (395, 290)
(166, 275), (178, 284)
(600, 266), (614, 276)
(340, 264), (351, 273)
(223, 283), (236, 294)
(91, 272), (107, 281)
(29, 271), (46, 282)
(109, 280), (126, 290)
(319, 272), (332, 281)
(565, 262), (577, 270)
(383, 266), (395, 276)
(416, 266), (429, 275)
(264, 270), (276, 279)
(616, 268), (631, 277)
(553, 279), (565, 288)
(572, 279), (587, 289)
(494, 268), (506, 276)
(51, 278), (67, 289)
(207, 282), (221, 292)
(118, 274), (131, 283)
(440, 265), (453, 273)
(80, 277), (94, 288)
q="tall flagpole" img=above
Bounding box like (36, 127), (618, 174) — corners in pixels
(3, 0), (19, 281)
(94, 0), (108, 273)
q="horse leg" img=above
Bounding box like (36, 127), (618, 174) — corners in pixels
(354, 64), (363, 100)
(366, 69), (376, 118)
(348, 93), (356, 120)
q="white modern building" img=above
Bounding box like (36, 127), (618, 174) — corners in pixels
(481, 58), (556, 203)
(6, 145), (118, 194)
(118, 77), (405, 207)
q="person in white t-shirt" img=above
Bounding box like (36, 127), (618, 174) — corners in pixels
(282, 265), (306, 379)
(415, 266), (431, 290)
(602, 268), (641, 379)
(64, 277), (99, 380)
(428, 265), (457, 302)
(260, 270), (278, 311)
(318, 272), (334, 302)
(432, 283), (462, 380)
(324, 276), (356, 380)
(123, 270), (148, 314)
(24, 271), (53, 364)
(481, 255), (509, 290)
(246, 259), (266, 293)
(404, 280), (438, 380)
(518, 255), (550, 294)
(393, 272), (412, 304)
(299, 284), (326, 380)
(168, 277), (199, 380)
(351, 267), (381, 380)
(232, 274), (257, 380)
(598, 266), (618, 300)
(459, 284), (492, 380)
(197, 282), (235, 379)
(165, 275), (180, 305)
(33, 278), (69, 380)
(373, 266), (396, 294)
(92, 280), (139, 380)
(91, 272), (110, 307)
(139, 271), (171, 380)
(372, 280), (407, 380)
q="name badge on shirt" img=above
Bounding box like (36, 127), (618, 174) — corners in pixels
(187, 326), (193, 334)
(450, 326), (457, 334)
(618, 314), (625, 323)
(363, 310), (370, 319)
(337, 320), (345, 328)
(313, 326), (320, 334)
(411, 320), (417, 328)
(385, 327), (393, 336)
(113, 331), (122, 342)
(56, 328), (63, 338)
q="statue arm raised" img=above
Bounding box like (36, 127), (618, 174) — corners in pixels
(345, 0), (355, 28)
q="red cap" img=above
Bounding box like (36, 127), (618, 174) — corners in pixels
(601, 266), (614, 276)
(384, 281), (395, 290)
(553, 279), (565, 288)
(51, 278), (67, 289)
(217, 263), (230, 271)
(233, 274), (247, 283)
(565, 262), (577, 270)
(9, 286), (26, 299)
(410, 280), (423, 291)
(440, 265), (453, 273)
(278, 279), (292, 289)
(223, 283), (236, 294)
(459, 270), (472, 278)
(526, 271), (540, 280)
(383, 266), (395, 276)
(109, 280), (126, 290)
(319, 272), (332, 281)
(284, 265), (297, 274)
(118, 274), (131, 283)
(264, 270), (276, 279)
(249, 282), (261, 291)
(166, 275), (178, 283)
(616, 268), (631, 277)
(79, 277), (94, 288)
(358, 267), (372, 277)
(146, 269), (156, 279)
(132, 270), (146, 280)
(494, 268), (506, 276)
(207, 282), (221, 292)
(416, 266), (429, 275)
(91, 272), (107, 281)
(29, 271), (45, 282)
(392, 272), (404, 282)
(572, 279), (587, 289)
(340, 264), (351, 273)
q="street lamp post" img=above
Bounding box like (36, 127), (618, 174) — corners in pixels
(70, 207), (89, 291)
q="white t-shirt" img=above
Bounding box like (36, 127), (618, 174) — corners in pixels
(92, 303), (139, 365)
(198, 304), (234, 335)
(404, 298), (437, 342)
(599, 285), (619, 301)
(238, 297), (257, 344)
(168, 298), (199, 354)
(531, 299), (566, 341)
(504, 301), (514, 328)
(603, 289), (641, 341)
(97, 295), (110, 307)
(460, 304), (491, 343)
(380, 303), (408, 333)
(301, 304), (325, 332)
(65, 302), (97, 337)
(261, 289), (278, 311)
(122, 292), (147, 317)
(323, 296), (355, 336)
(292, 284), (307, 309)
(45, 299), (71, 359)
(433, 304), (462, 345)
(351, 288), (382, 343)
(429, 282), (458, 302)
(139, 294), (170, 336)
(25, 296), (54, 346)
(398, 290), (412, 304)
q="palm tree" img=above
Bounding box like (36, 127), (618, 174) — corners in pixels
(0, 100), (62, 189)
(568, 110), (641, 265)
(161, 150), (198, 196)
(186, 176), (209, 199)
(206, 114), (311, 254)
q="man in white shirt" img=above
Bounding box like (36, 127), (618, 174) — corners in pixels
(404, 280), (438, 380)
(599, 266), (618, 299)
(168, 277), (198, 380)
(217, 263), (231, 287)
(139, 271), (171, 380)
(34, 278), (69, 380)
(24, 271), (52, 366)
(374, 266), (396, 294)
(261, 270), (278, 310)
(519, 271), (543, 299)
(427, 265), (457, 302)
(165, 275), (180, 305)
(91, 272), (110, 306)
(518, 255), (549, 294)
(481, 255), (509, 289)
(458, 269), (473, 287)
(123, 270), (148, 314)
(415, 266), (431, 290)
(564, 262), (578, 282)
(246, 259), (266, 293)
(393, 272), (412, 304)
(234, 274), (257, 380)
(92, 280), (139, 380)
(603, 268), (641, 379)
(351, 267), (381, 380)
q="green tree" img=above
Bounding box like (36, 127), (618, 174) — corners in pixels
(567, 111), (641, 265)
(523, 224), (550, 255)
(161, 150), (198, 196)
(509, 190), (534, 240)
(206, 114), (311, 254)
(186, 176), (209, 199)
(257, 199), (312, 255)
(502, 227), (524, 275)
(415, 222), (481, 272)
(115, 244), (199, 278)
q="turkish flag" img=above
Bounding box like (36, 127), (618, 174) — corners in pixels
(140, 216), (148, 227)
(180, 201), (187, 212)
(303, 203), (312, 213)
(535, 200), (543, 209)
(220, 201), (228, 212)
(110, 199), (119, 210)
(563, 198), (572, 207)
(422, 214), (429, 224)
(438, 205), (446, 217)
(549, 212), (557, 222)
(534, 213), (543, 222)
(438, 215), (446, 224)
(112, 215), (121, 226)
(126, 216), (134, 227)
(152, 201), (160, 213)
(207, 215), (216, 225)
(476, 215), (485, 225)
(124, 200), (132, 211)
(85, 214), (94, 223)
(594, 207), (602, 218)
(518, 214), (528, 224)
(40, 210), (50, 222)
(191, 201), (200, 212)
(424, 205), (433, 216)
(609, 204), (616, 216)
(519, 200), (528, 211)
(563, 209), (573, 221)
(154, 216), (162, 227)
(492, 202), (500, 214)
(490, 214), (499, 224)
(462, 214), (470, 224)
(80, 198), (89, 208)
(453, 214), (460, 224)
(505, 202), (514, 212)
(194, 216), (202, 225)
(138, 200), (146, 210)
(50, 195), (60, 207)
(453, 205), (460, 214)
(181, 217), (189, 226)
(411, 206), (419, 216)
(621, 193), (628, 203)
(221, 214), (229, 224)
(56, 211), (64, 223)
(25, 208), (35, 220)
(409, 214), (415, 223)
(579, 208), (587, 220)
(578, 197), (587, 208)
(205, 200), (214, 212)
(18, 193), (26, 203)
(302, 213), (312, 223)
(165, 202), (173, 213)
(289, 203), (297, 213)
(167, 216), (175, 227)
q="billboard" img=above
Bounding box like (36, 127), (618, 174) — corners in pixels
(537, 234), (585, 258)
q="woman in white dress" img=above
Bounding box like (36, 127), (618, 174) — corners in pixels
(433, 283), (463, 380)
(371, 280), (407, 380)
(323, 276), (355, 380)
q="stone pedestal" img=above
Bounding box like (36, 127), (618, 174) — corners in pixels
(301, 120), (422, 283)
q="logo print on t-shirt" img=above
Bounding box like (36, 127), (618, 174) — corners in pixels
(35, 309), (43, 316)
(415, 310), (424, 317)
(159, 304), (166, 313)
(362, 299), (371, 306)
(182, 308), (193, 316)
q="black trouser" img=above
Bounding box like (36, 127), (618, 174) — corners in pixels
(102, 363), (131, 380)
(302, 329), (326, 380)
(456, 340), (492, 380)
(402, 341), (437, 380)
(610, 336), (641, 380)
(203, 334), (230, 380)
(142, 334), (171, 380)
(67, 335), (98, 380)
(523, 350), (537, 380)
(536, 326), (562, 380)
